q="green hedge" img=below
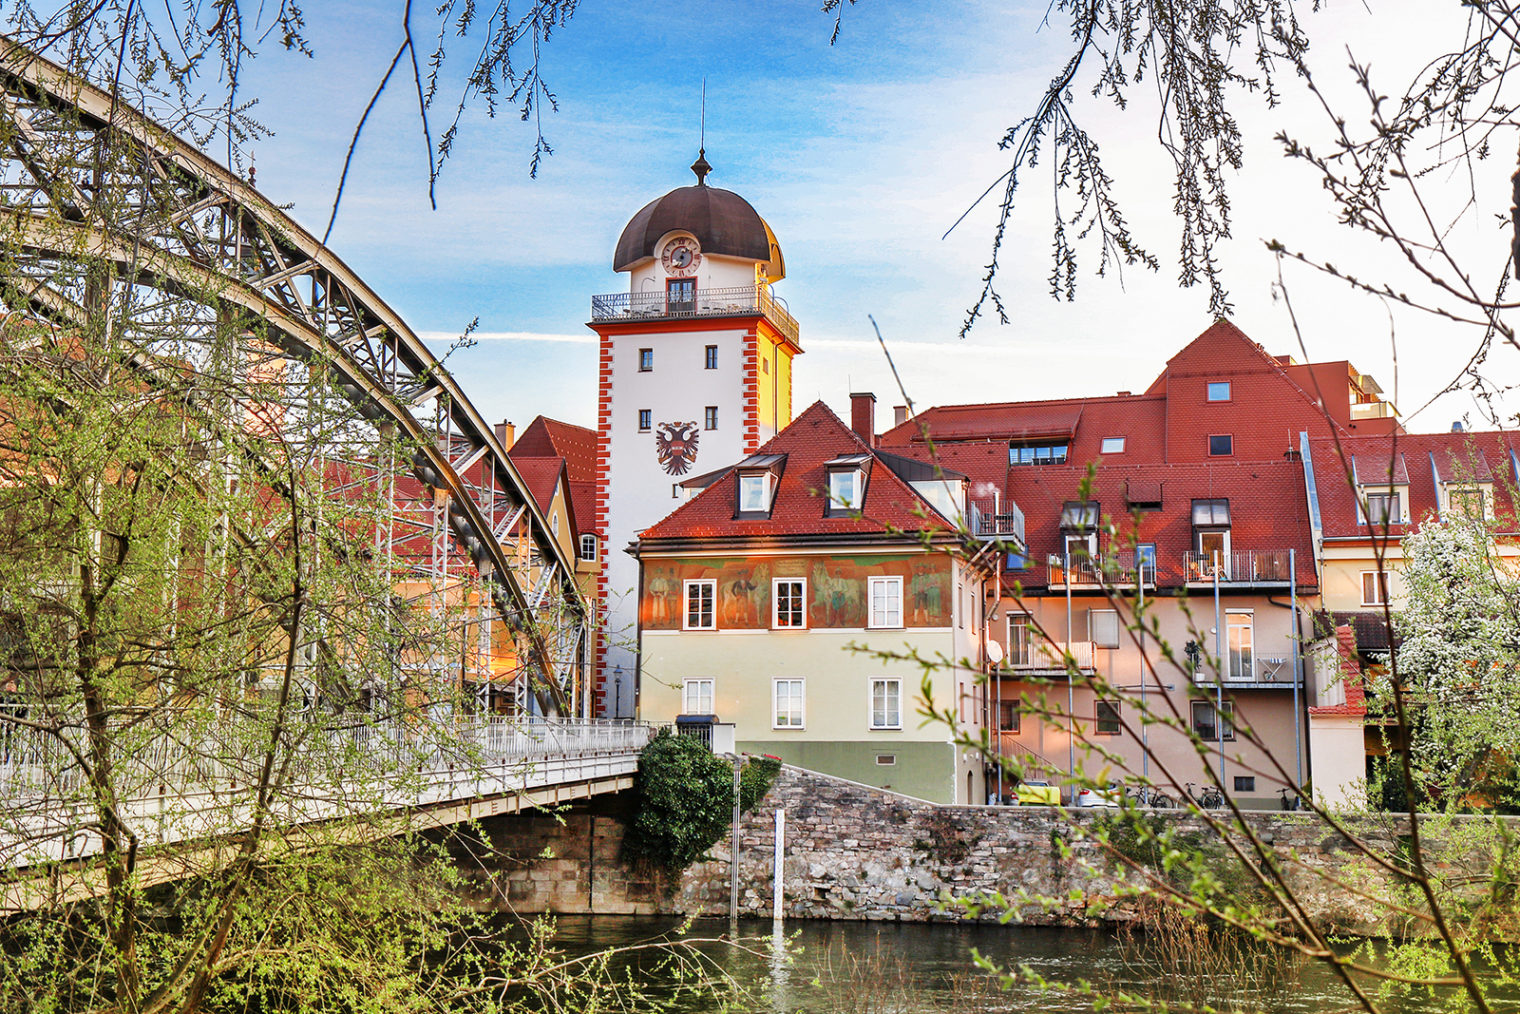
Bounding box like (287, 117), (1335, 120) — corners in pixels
(622, 732), (781, 872)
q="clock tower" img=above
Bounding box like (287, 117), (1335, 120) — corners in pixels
(589, 151), (802, 717)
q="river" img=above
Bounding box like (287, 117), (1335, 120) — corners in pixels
(543, 915), (1506, 1013)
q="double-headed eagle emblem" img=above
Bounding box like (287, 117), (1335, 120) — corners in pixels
(655, 421), (700, 475)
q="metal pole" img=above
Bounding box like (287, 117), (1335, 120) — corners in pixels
(1139, 572), (1148, 781)
(1214, 551), (1225, 787)
(1290, 549), (1303, 788)
(1065, 549), (1075, 801)
(773, 808), (785, 921)
(731, 757), (741, 921)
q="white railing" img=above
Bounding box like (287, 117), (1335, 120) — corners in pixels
(0, 715), (654, 871)
(589, 285), (800, 344)
(1029, 640), (1095, 671)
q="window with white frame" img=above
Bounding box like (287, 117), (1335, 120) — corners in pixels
(1089, 609), (1120, 649)
(827, 467), (867, 512)
(579, 534), (597, 562)
(1207, 381), (1232, 402)
(683, 580), (716, 630)
(1362, 570), (1391, 606)
(1007, 613), (1031, 667)
(1445, 484), (1488, 519)
(1226, 611), (1254, 681)
(868, 576), (903, 628)
(1100, 436), (1126, 455)
(870, 678), (902, 729)
(773, 578), (806, 628)
(773, 678), (804, 728)
(738, 472), (773, 514)
(683, 678), (714, 716)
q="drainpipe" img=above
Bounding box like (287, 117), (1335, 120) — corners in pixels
(1290, 549), (1303, 789)
(1214, 552), (1225, 788)
(1066, 548), (1075, 799)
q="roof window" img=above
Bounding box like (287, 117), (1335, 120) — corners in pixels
(825, 453), (870, 515)
(734, 453), (787, 518)
(1207, 381), (1231, 401)
(1100, 436), (1125, 455)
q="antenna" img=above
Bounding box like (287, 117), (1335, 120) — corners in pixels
(690, 80), (712, 185)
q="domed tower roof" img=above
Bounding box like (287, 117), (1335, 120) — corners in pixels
(613, 152), (785, 281)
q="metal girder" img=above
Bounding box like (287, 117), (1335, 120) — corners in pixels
(0, 37), (587, 708)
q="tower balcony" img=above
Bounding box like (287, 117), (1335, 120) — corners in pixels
(590, 285), (800, 345)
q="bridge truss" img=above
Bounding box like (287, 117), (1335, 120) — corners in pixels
(0, 38), (589, 715)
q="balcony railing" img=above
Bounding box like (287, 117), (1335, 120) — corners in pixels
(1194, 650), (1301, 686)
(1021, 639), (1095, 673)
(1182, 549), (1293, 585)
(590, 285), (800, 345)
(970, 497), (1026, 544)
(1350, 400), (1396, 420)
(1045, 551), (1152, 588)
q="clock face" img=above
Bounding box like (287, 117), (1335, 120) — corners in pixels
(661, 236), (701, 276)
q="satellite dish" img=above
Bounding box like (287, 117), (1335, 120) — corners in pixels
(985, 638), (1005, 665)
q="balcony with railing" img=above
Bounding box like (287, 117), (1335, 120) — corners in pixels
(1002, 639), (1096, 677)
(1190, 649), (1301, 688)
(969, 497), (1026, 545)
(1182, 548), (1293, 586)
(1045, 550), (1153, 589)
(590, 285), (800, 345)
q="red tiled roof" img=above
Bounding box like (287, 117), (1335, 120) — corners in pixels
(1005, 458), (1317, 591)
(638, 401), (949, 542)
(512, 416), (596, 484)
(1307, 431), (1520, 539)
(507, 456), (566, 517)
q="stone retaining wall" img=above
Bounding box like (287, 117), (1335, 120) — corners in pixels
(453, 765), (1506, 936)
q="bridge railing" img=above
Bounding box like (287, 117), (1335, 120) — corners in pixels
(0, 717), (656, 803)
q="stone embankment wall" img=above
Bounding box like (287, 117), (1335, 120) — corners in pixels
(673, 765), (1420, 933)
(453, 765), (1499, 936)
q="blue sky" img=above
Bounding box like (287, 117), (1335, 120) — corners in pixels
(224, 1), (1512, 434)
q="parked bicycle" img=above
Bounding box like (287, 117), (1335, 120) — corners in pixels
(1185, 782), (1224, 808)
(1126, 783), (1175, 809)
(1278, 786), (1306, 811)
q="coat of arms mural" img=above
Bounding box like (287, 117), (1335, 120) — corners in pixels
(655, 421), (700, 475)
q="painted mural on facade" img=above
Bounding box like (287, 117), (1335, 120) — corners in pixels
(641, 554), (952, 630)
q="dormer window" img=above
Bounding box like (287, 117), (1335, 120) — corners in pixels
(1361, 489), (1404, 525)
(830, 470), (861, 508)
(1444, 483), (1489, 520)
(739, 473), (773, 513)
(1060, 500), (1099, 558)
(1191, 498), (1231, 579)
(825, 454), (871, 516)
(734, 453), (787, 518)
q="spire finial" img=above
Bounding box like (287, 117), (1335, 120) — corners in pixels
(691, 79), (711, 185)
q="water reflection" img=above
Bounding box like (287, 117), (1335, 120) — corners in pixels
(540, 915), (1499, 1013)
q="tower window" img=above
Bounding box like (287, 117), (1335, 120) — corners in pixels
(638, 409), (651, 432)
(704, 345), (717, 370)
(704, 406), (718, 430)
(638, 348), (653, 372)
(667, 277), (696, 313)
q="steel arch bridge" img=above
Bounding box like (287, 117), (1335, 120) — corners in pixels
(0, 38), (589, 714)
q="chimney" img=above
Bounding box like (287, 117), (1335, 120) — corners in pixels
(850, 392), (877, 446)
(893, 404), (908, 427)
(495, 419), (516, 449)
